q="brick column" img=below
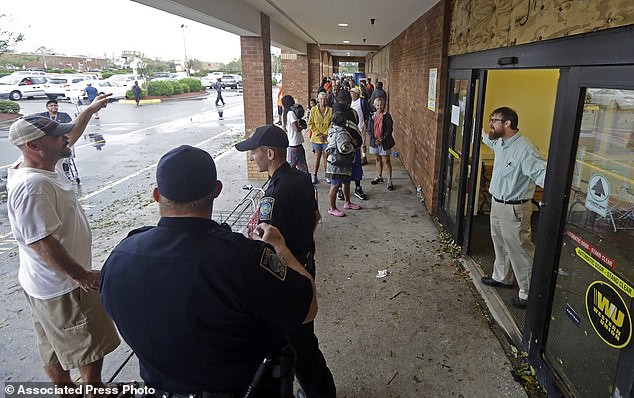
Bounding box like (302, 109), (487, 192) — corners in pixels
(281, 51), (309, 109)
(240, 12), (273, 179)
(307, 44), (321, 98)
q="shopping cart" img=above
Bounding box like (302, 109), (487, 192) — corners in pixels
(62, 146), (80, 184)
(214, 182), (269, 237)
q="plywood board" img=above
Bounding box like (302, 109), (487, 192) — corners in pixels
(449, 0), (472, 55)
(449, 0), (634, 56)
(468, 0), (513, 51)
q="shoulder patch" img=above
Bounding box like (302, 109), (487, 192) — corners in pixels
(258, 196), (275, 221)
(260, 247), (287, 281)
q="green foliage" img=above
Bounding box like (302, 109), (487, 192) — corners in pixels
(179, 78), (204, 92)
(272, 78), (277, 86)
(170, 81), (185, 95)
(0, 99), (20, 113)
(224, 58), (242, 74)
(147, 80), (174, 96)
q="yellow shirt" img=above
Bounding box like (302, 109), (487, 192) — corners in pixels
(308, 105), (332, 144)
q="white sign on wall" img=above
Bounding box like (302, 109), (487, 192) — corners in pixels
(427, 68), (437, 111)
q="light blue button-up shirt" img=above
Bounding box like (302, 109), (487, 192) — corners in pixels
(482, 131), (546, 201)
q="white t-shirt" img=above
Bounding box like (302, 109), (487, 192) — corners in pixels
(286, 110), (304, 146)
(7, 158), (92, 299)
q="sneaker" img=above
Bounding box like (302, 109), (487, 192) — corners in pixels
(370, 176), (384, 185)
(354, 187), (368, 200)
(325, 177), (332, 184)
(387, 181), (394, 191)
(328, 208), (345, 217)
(311, 174), (318, 184)
(337, 188), (344, 200)
(361, 156), (368, 165)
(344, 202), (362, 210)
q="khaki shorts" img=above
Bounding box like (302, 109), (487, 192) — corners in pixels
(25, 288), (120, 370)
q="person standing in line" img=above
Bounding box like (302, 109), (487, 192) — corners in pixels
(131, 81), (142, 106)
(6, 95), (124, 395)
(38, 99), (72, 123)
(332, 89), (366, 204)
(84, 82), (100, 119)
(282, 94), (309, 173)
(350, 87), (370, 170)
(236, 125), (336, 398)
(277, 84), (284, 125)
(307, 91), (332, 184)
(368, 81), (387, 111)
(365, 78), (375, 98)
(214, 77), (225, 106)
(368, 97), (396, 191)
(480, 107), (546, 309)
(101, 145), (316, 397)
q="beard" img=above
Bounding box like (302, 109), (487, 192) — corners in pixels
(488, 128), (504, 140)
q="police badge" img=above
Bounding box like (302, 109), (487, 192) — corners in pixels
(259, 247), (287, 281)
(258, 197), (275, 221)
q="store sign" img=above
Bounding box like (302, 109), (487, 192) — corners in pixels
(586, 281), (632, 349)
(585, 173), (610, 217)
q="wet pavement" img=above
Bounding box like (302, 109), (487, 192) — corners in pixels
(0, 94), (528, 397)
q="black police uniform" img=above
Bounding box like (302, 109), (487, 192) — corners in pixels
(100, 217), (312, 396)
(258, 163), (337, 398)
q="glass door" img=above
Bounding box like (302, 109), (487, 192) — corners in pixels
(439, 70), (478, 242)
(542, 70), (634, 397)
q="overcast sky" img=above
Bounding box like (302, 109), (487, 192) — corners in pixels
(2, 0), (248, 63)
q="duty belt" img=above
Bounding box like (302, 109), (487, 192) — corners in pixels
(150, 388), (237, 398)
(493, 197), (530, 205)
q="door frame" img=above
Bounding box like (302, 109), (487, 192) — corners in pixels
(437, 69), (478, 243)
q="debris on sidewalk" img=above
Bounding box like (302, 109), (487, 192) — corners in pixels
(376, 269), (388, 278)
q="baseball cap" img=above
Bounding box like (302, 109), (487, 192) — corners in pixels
(156, 145), (217, 202)
(350, 87), (360, 94)
(9, 115), (74, 146)
(235, 125), (289, 151)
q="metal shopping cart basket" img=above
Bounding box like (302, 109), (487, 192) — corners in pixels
(214, 182), (269, 237)
(62, 146), (80, 184)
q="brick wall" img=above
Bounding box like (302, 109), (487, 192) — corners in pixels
(373, 0), (449, 213)
(240, 13), (273, 179)
(307, 44), (321, 99)
(281, 52), (309, 109)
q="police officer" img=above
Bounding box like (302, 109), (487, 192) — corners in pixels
(100, 145), (317, 397)
(236, 125), (336, 398)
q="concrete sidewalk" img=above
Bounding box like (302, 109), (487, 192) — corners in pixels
(101, 145), (527, 397)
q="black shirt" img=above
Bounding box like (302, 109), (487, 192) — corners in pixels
(259, 163), (317, 263)
(100, 217), (312, 393)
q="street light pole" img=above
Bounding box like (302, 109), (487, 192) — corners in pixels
(180, 24), (188, 76)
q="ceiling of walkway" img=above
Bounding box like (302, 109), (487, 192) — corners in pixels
(134, 0), (440, 57)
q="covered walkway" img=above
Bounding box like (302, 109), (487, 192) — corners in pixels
(102, 144), (527, 397)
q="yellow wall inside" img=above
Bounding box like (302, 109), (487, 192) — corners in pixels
(481, 69), (560, 158)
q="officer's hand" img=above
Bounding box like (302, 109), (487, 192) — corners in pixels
(252, 223), (286, 248)
(88, 93), (112, 112)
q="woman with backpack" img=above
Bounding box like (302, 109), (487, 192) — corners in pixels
(325, 111), (361, 217)
(282, 95), (309, 173)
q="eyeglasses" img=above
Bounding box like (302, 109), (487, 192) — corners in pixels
(490, 118), (504, 124)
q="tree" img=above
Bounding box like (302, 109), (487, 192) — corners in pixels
(0, 15), (24, 56)
(224, 58), (242, 74)
(187, 58), (205, 74)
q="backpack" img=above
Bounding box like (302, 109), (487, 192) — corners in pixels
(290, 103), (307, 130)
(290, 103), (305, 119)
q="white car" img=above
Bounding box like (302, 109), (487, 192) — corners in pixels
(44, 74), (90, 100)
(106, 74), (144, 88)
(201, 72), (223, 88)
(91, 80), (129, 100)
(0, 75), (48, 100)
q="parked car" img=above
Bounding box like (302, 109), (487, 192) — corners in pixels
(44, 74), (90, 100)
(91, 80), (129, 100)
(10, 70), (48, 76)
(201, 72), (224, 88)
(106, 74), (145, 88)
(221, 74), (242, 89)
(0, 75), (48, 100)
